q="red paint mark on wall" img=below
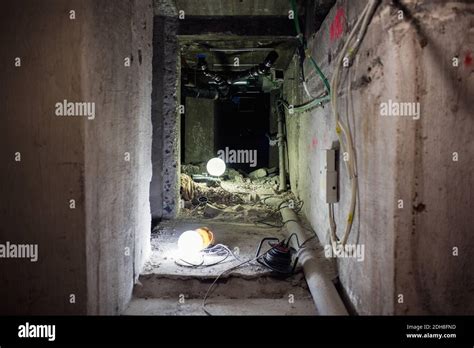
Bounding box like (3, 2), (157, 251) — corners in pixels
(330, 8), (346, 41)
(464, 52), (472, 66)
(310, 137), (318, 151)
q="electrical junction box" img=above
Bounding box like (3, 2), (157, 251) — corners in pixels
(319, 149), (338, 203)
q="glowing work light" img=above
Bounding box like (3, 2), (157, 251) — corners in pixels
(177, 227), (214, 256)
(206, 158), (226, 177)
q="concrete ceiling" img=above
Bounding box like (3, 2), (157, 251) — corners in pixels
(180, 36), (298, 72)
(154, 0), (336, 36)
(173, 0), (305, 16)
(160, 0), (335, 77)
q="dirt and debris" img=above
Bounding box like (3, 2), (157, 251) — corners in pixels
(249, 168), (268, 179)
(180, 163), (294, 224)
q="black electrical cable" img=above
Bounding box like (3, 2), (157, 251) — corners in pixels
(295, 200), (304, 213)
(175, 244), (239, 268)
(253, 220), (283, 228)
(286, 232), (302, 248)
(176, 253), (229, 268)
(253, 218), (300, 229)
(260, 195), (281, 204)
(253, 198), (304, 227)
(202, 242), (281, 316)
(202, 232), (317, 315)
(175, 257), (205, 268)
(284, 231), (317, 249)
(204, 243), (242, 262)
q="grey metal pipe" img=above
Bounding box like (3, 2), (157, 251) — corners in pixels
(197, 55), (230, 98)
(280, 206), (348, 315)
(194, 52), (278, 99)
(277, 108), (287, 192)
(183, 86), (219, 100)
(231, 51), (279, 84)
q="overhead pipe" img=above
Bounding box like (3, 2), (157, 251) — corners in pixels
(197, 54), (230, 98)
(183, 86), (219, 100)
(188, 51), (279, 100)
(231, 51), (279, 84)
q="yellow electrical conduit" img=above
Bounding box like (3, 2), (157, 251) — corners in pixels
(329, 0), (380, 253)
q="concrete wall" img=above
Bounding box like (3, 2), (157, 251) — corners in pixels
(283, 0), (473, 314)
(390, 0), (474, 315)
(150, 16), (180, 221)
(0, 0), (87, 314)
(82, 0), (153, 315)
(0, 0), (153, 315)
(184, 97), (216, 164)
(269, 91), (280, 169)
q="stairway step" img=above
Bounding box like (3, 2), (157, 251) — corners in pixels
(123, 297), (317, 316)
(134, 272), (311, 299)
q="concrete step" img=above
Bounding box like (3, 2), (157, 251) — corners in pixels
(128, 271), (317, 315)
(134, 272), (312, 300)
(123, 297), (317, 316)
(127, 219), (320, 315)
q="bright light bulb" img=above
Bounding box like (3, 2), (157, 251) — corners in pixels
(178, 230), (204, 255)
(206, 157), (226, 177)
(177, 228), (214, 262)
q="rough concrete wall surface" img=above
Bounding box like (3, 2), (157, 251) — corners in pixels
(150, 16), (180, 221)
(284, 0), (473, 315)
(390, 1), (474, 315)
(269, 91), (280, 169)
(184, 97), (216, 164)
(0, 0), (88, 314)
(0, 0), (153, 315)
(82, 0), (153, 315)
(131, 0), (154, 302)
(284, 0), (395, 315)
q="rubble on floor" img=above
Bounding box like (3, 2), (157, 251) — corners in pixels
(180, 163), (293, 224)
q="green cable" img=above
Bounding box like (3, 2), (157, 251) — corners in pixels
(281, 95), (330, 113)
(290, 0), (303, 40)
(309, 56), (331, 94)
(278, 0), (331, 113)
(289, 0), (331, 96)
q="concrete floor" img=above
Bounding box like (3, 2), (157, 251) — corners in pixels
(126, 219), (318, 315)
(144, 219), (287, 277)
